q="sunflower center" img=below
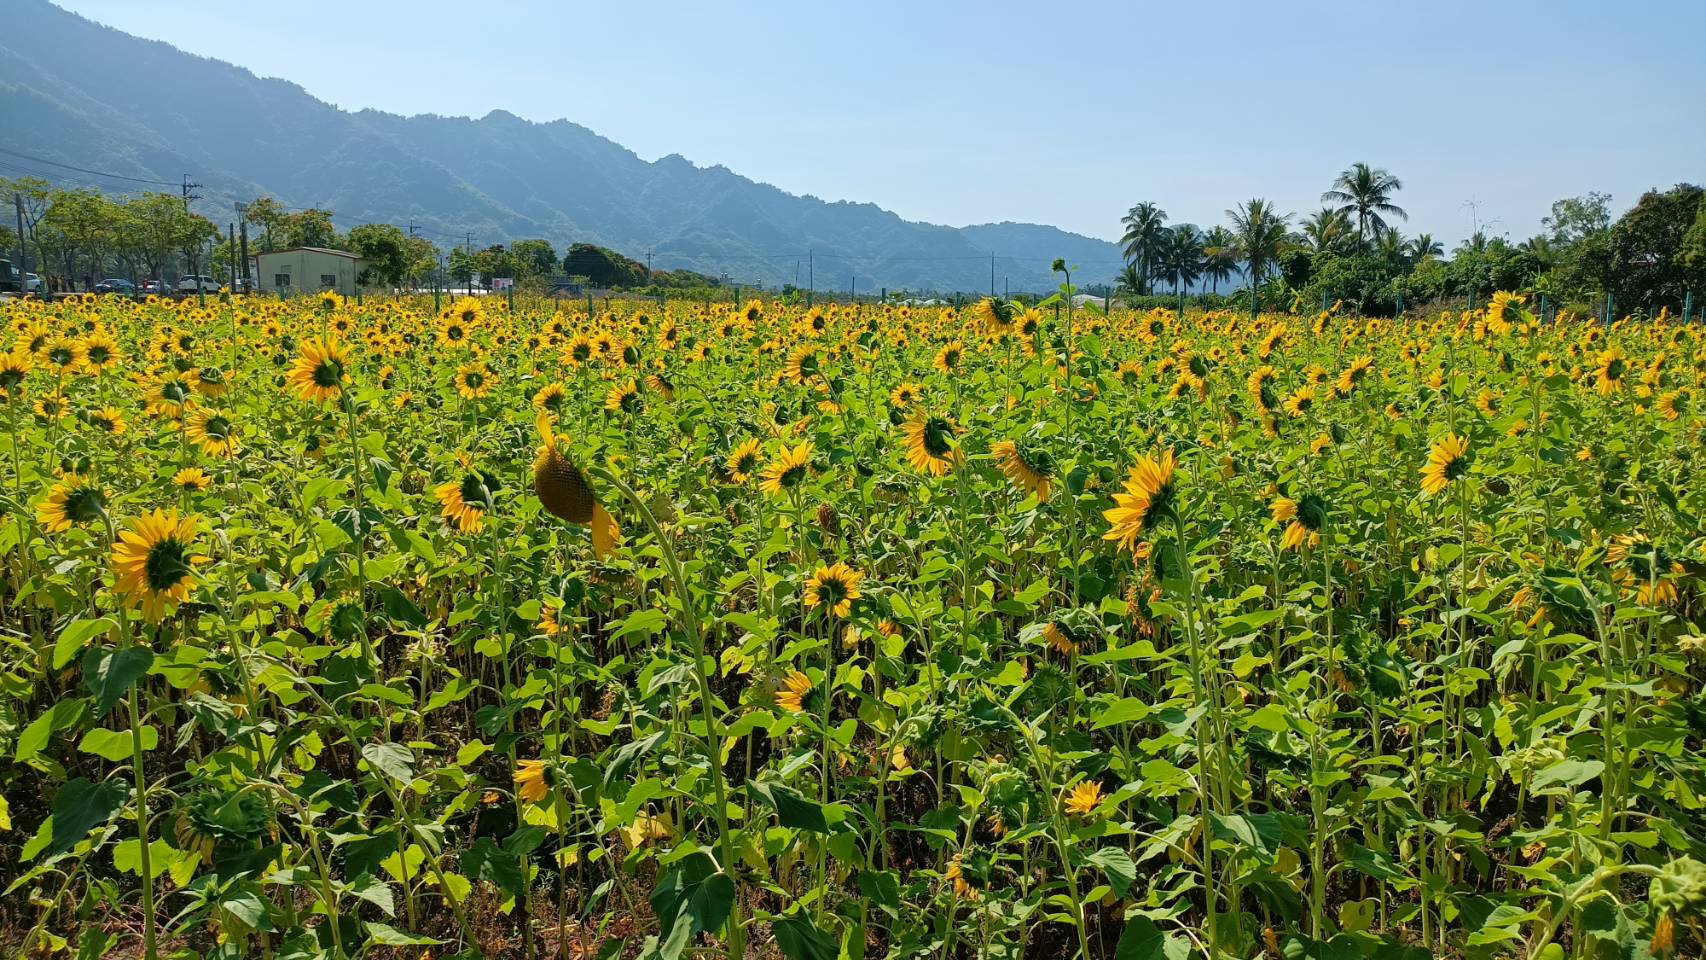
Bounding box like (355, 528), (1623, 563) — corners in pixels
(65, 486), (105, 523)
(144, 537), (192, 593)
(922, 418), (955, 458)
(312, 359), (343, 388)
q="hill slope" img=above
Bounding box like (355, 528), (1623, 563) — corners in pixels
(0, 1), (1123, 292)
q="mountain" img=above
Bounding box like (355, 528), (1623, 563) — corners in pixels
(0, 1), (1124, 293)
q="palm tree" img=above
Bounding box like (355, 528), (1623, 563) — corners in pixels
(1301, 207), (1352, 255)
(1406, 233), (1443, 262)
(1114, 263), (1146, 301)
(1201, 225), (1238, 294)
(1227, 198), (1291, 321)
(1119, 202), (1168, 295)
(1321, 162), (1407, 249)
(1155, 225), (1204, 307)
(1376, 230), (1406, 268)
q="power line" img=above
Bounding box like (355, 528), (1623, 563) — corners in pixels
(0, 147), (180, 187)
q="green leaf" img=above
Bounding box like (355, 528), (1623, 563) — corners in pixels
(1091, 697), (1149, 730)
(772, 914), (838, 960)
(1115, 915), (1190, 960)
(16, 698), (86, 763)
(461, 836), (524, 898)
(365, 922), (439, 946)
(77, 726), (157, 762)
(53, 618), (114, 671)
(49, 778), (127, 857)
(377, 586), (427, 628)
(749, 781), (830, 833)
(856, 869), (900, 919)
(1085, 846), (1137, 896)
(649, 853), (735, 960)
(361, 742), (416, 783)
(82, 646), (155, 716)
(1530, 758), (1603, 793)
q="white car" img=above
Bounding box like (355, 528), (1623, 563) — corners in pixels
(178, 275), (220, 293)
(26, 273), (44, 294)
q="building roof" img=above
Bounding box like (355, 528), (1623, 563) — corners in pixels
(254, 247), (363, 260)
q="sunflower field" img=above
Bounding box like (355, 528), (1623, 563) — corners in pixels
(1, 289), (1704, 960)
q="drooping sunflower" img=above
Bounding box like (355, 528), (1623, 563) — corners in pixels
(1270, 493), (1328, 550)
(435, 469), (499, 534)
(1656, 389), (1688, 422)
(991, 438), (1055, 502)
(514, 759), (550, 803)
(454, 361), (495, 400)
(111, 508), (206, 622)
(33, 391), (68, 421)
(186, 408), (239, 458)
(147, 373), (196, 418)
(1248, 365), (1279, 414)
(946, 849), (991, 900)
(759, 441), (815, 495)
(902, 412), (959, 476)
(725, 438), (764, 484)
(534, 413), (620, 557)
(287, 337), (349, 404)
(604, 379), (642, 414)
(37, 474), (105, 533)
(1419, 433), (1470, 495)
(804, 561), (864, 618)
(774, 670), (813, 712)
(644, 373), (675, 401)
(1102, 449), (1178, 553)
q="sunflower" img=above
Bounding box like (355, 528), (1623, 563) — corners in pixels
(645, 373), (675, 401)
(186, 408), (239, 458)
(88, 406), (128, 436)
(902, 413), (958, 476)
(1063, 780), (1104, 816)
(1419, 433), (1470, 495)
(77, 332), (119, 373)
(111, 508), (206, 622)
(174, 467), (212, 492)
(1281, 384), (1317, 417)
(972, 297), (1014, 334)
(0, 351), (32, 399)
(1270, 493), (1328, 550)
(933, 340), (964, 373)
(531, 382), (567, 413)
(194, 366), (229, 397)
(435, 470), (499, 534)
(946, 850), (988, 900)
(1336, 355), (1374, 395)
(1102, 449), (1177, 553)
(991, 438), (1054, 501)
(759, 441), (815, 495)
(441, 299), (484, 344)
(37, 474), (105, 533)
(287, 337), (349, 404)
(604, 379), (642, 414)
(774, 670), (812, 712)
(562, 333), (596, 367)
(889, 381), (921, 408)
(514, 759), (550, 803)
(804, 561), (864, 618)
(1657, 390), (1688, 421)
(783, 345), (820, 385)
(725, 438), (763, 484)
(534, 413), (620, 557)
(33, 391), (68, 421)
(454, 361), (494, 400)
(1248, 365), (1279, 414)
(1595, 346), (1628, 395)
(146, 373), (196, 418)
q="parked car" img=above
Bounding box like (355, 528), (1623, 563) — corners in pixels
(178, 274), (220, 293)
(25, 273), (44, 294)
(230, 277), (256, 293)
(142, 279), (169, 295)
(94, 278), (137, 294)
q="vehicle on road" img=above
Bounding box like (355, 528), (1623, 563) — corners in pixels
(94, 278), (137, 294)
(143, 280), (169, 295)
(178, 274), (220, 293)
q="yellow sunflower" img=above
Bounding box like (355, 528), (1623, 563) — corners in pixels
(604, 379), (642, 414)
(902, 413), (958, 476)
(804, 561), (864, 618)
(0, 351), (32, 399)
(37, 474), (105, 533)
(454, 361), (494, 400)
(533, 413), (620, 558)
(111, 508), (206, 622)
(287, 337), (349, 404)
(759, 441), (815, 495)
(991, 438), (1054, 502)
(435, 470), (498, 534)
(174, 467), (212, 492)
(889, 381), (921, 408)
(1102, 449), (1178, 553)
(514, 759), (549, 803)
(775, 670), (812, 712)
(185, 408), (239, 458)
(1064, 781), (1104, 816)
(1419, 433), (1470, 495)
(725, 438), (763, 484)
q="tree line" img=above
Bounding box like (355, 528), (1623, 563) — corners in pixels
(1118, 164), (1706, 317)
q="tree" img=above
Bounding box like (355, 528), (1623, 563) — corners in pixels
(1113, 263), (1145, 300)
(243, 197), (288, 252)
(1603, 183), (1704, 312)
(1301, 208), (1352, 255)
(1542, 192), (1612, 245)
(284, 208), (338, 249)
(1405, 234), (1443, 262)
(1201, 225), (1238, 294)
(126, 192), (203, 281)
(40, 188), (115, 284)
(1321, 162), (1406, 249)
(563, 243), (643, 289)
(347, 222), (412, 286)
(1155, 224), (1204, 303)
(509, 238), (558, 278)
(1226, 198), (1290, 320)
(1119, 202), (1168, 295)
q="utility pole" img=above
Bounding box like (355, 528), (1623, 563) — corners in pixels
(646, 247), (652, 280)
(228, 222), (236, 290)
(181, 174), (204, 304)
(13, 194), (26, 295)
(990, 254), (995, 298)
(236, 202), (251, 292)
(807, 250), (814, 307)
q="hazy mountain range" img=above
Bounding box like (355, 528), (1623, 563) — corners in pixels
(0, 0), (1127, 293)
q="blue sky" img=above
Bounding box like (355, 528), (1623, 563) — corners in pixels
(55, 0), (1706, 246)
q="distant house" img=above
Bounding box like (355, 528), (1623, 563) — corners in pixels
(253, 247), (366, 298)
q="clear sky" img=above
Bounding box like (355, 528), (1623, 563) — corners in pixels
(52, 0), (1706, 246)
